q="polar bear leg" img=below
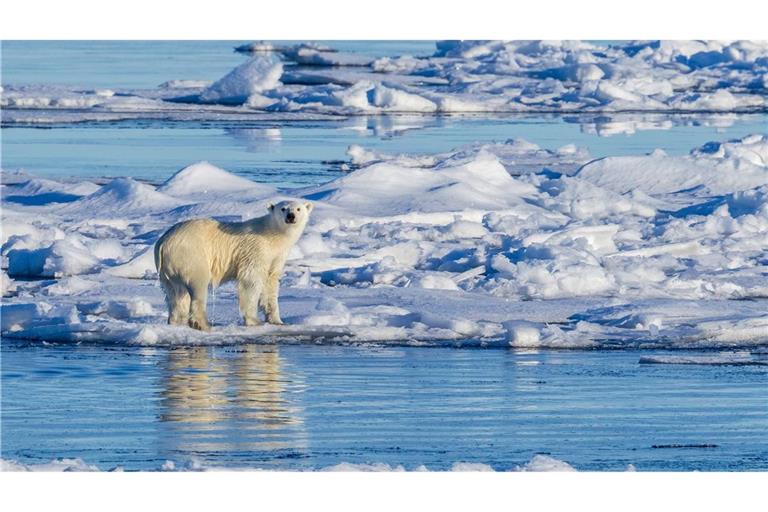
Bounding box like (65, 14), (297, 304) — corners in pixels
(262, 272), (283, 325)
(239, 279), (263, 326)
(161, 277), (190, 325)
(188, 280), (211, 331)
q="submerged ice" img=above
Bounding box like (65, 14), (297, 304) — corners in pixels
(2, 133), (767, 349)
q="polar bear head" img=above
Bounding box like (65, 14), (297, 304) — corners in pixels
(269, 200), (313, 230)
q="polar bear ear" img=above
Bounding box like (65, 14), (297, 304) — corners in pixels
(304, 202), (314, 212)
(268, 203), (275, 212)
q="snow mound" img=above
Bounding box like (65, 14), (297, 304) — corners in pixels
(7, 239), (100, 278)
(65, 178), (183, 216)
(7, 177), (100, 197)
(517, 454), (577, 472)
(158, 161), (275, 199)
(198, 56), (283, 105)
(306, 150), (542, 217)
(576, 135), (768, 197)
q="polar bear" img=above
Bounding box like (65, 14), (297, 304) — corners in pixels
(154, 200), (312, 331)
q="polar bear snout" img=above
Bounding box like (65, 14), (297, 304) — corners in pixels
(285, 211), (296, 224)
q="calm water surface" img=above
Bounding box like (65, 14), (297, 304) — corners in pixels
(3, 114), (767, 186)
(1, 40), (437, 88)
(2, 341), (767, 471)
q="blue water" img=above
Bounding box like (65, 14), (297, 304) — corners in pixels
(2, 341), (766, 471)
(3, 114), (767, 186)
(1, 40), (437, 89)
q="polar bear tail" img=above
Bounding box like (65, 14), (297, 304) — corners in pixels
(154, 238), (167, 282)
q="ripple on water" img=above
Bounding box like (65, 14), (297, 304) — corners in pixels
(2, 342), (767, 471)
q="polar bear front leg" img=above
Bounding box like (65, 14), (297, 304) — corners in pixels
(238, 279), (263, 326)
(262, 271), (283, 325)
(188, 280), (211, 332)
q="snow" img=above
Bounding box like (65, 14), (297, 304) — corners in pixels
(0, 455), (578, 472)
(0, 458), (99, 472)
(197, 56), (283, 105)
(576, 134), (768, 197)
(1, 134), (767, 349)
(4, 40), (767, 122)
(158, 161), (276, 199)
(516, 454), (577, 472)
(449, 462), (496, 472)
(63, 178), (183, 216)
(1, 271), (17, 296)
(7, 240), (100, 278)
(285, 47), (372, 67)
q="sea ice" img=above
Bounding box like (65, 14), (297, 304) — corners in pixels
(1, 134), (767, 349)
(3, 40), (766, 122)
(0, 455), (580, 472)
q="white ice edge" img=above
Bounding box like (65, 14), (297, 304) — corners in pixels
(0, 454), (585, 472)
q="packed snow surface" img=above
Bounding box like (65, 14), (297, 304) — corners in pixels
(3, 40), (767, 123)
(2, 134), (767, 348)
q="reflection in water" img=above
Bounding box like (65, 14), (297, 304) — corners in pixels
(224, 128), (282, 152)
(332, 112), (748, 141)
(334, 112), (746, 140)
(159, 345), (308, 466)
(567, 113), (740, 137)
(232, 347), (303, 433)
(338, 115), (444, 138)
(161, 347), (228, 426)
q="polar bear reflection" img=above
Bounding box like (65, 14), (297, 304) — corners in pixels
(159, 346), (307, 458)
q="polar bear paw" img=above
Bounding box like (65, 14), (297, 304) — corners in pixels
(244, 317), (262, 327)
(189, 317), (211, 332)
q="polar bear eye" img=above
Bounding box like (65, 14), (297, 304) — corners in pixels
(296, 207), (301, 211)
(281, 207), (286, 212)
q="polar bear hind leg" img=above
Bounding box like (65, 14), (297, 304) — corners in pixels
(160, 275), (191, 326)
(187, 277), (211, 331)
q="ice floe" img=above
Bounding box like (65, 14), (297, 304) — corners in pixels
(3, 40), (766, 124)
(1, 134), (767, 349)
